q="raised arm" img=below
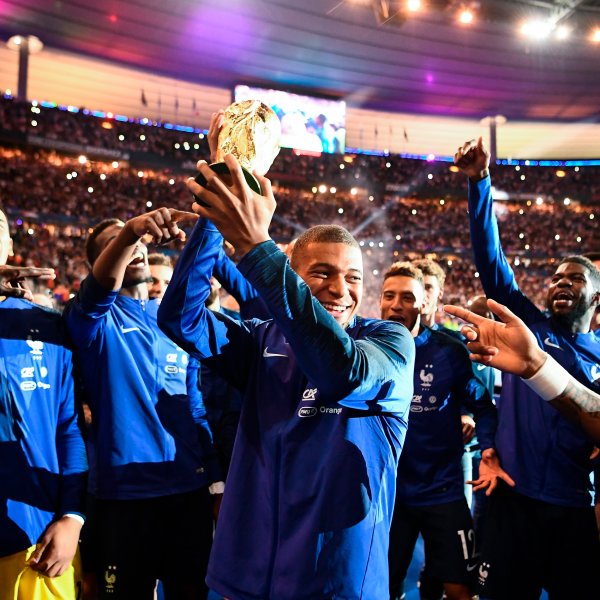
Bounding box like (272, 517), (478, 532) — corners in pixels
(454, 138), (541, 320)
(445, 300), (600, 443)
(92, 208), (195, 291)
(166, 156), (414, 409)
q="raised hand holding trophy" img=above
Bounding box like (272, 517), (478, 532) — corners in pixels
(194, 100), (281, 199)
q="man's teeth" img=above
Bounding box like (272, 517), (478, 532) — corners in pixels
(323, 304), (347, 312)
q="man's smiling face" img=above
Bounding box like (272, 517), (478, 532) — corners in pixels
(292, 241), (363, 328)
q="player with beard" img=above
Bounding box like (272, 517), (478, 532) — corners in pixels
(455, 138), (600, 599)
(63, 209), (216, 600)
(381, 262), (500, 600)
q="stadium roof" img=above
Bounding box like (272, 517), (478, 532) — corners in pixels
(2, 0), (600, 121)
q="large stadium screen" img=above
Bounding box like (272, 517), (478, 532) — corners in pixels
(234, 85), (346, 154)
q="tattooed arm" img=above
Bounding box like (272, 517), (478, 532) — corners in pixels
(445, 299), (600, 443)
(548, 379), (600, 442)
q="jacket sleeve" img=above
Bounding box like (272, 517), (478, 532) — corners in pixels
(237, 241), (415, 412)
(63, 274), (118, 349)
(468, 175), (543, 323)
(213, 245), (270, 321)
(186, 357), (222, 483)
(158, 218), (257, 393)
(457, 351), (498, 452)
(56, 347), (88, 518)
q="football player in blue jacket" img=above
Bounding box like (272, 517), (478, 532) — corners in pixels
(0, 208), (87, 600)
(380, 261), (502, 600)
(158, 155), (416, 600)
(455, 138), (600, 599)
(63, 208), (217, 599)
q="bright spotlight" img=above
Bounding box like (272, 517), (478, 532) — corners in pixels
(592, 28), (600, 43)
(406, 0), (421, 12)
(555, 25), (570, 40)
(458, 9), (473, 25)
(520, 19), (553, 40)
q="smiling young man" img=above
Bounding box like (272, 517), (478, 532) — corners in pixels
(63, 209), (217, 599)
(381, 262), (500, 600)
(158, 155), (415, 600)
(455, 137), (600, 599)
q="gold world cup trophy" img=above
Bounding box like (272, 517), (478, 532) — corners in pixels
(194, 100), (281, 201)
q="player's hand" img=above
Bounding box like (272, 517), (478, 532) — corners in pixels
(461, 414), (476, 445)
(208, 110), (225, 164)
(0, 266), (55, 301)
(187, 155), (275, 257)
(454, 136), (490, 180)
(468, 448), (515, 496)
(444, 299), (547, 379)
(125, 208), (198, 246)
(29, 516), (82, 578)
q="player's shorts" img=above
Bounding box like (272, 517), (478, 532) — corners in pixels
(477, 481), (600, 599)
(0, 545), (82, 600)
(388, 498), (477, 595)
(93, 488), (213, 599)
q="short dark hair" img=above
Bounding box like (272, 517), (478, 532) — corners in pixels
(557, 255), (600, 291)
(290, 225), (359, 269)
(383, 261), (424, 286)
(85, 218), (122, 266)
(412, 258), (446, 288)
(148, 253), (173, 268)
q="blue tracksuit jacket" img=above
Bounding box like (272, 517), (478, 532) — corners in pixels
(158, 218), (415, 600)
(0, 298), (87, 557)
(395, 327), (497, 506)
(468, 175), (600, 507)
(63, 277), (212, 499)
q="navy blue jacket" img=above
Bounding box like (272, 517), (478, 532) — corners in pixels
(396, 327), (497, 506)
(158, 219), (415, 600)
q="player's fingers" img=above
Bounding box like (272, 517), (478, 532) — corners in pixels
(169, 209), (199, 225)
(499, 471), (516, 487)
(486, 299), (523, 326)
(145, 219), (164, 243)
(223, 154), (248, 197)
(443, 304), (484, 327)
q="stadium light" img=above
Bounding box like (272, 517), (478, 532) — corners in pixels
(555, 25), (570, 40)
(592, 28), (600, 43)
(458, 8), (474, 25)
(520, 19), (553, 40)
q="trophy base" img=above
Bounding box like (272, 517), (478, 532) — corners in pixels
(193, 162), (261, 206)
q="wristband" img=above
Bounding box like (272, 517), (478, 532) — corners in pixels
(63, 513), (85, 526)
(209, 481), (225, 495)
(522, 355), (570, 401)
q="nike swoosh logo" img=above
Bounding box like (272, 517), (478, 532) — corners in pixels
(121, 326), (140, 334)
(543, 337), (562, 350)
(263, 347), (288, 358)
(466, 563), (479, 572)
(476, 364), (486, 371)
